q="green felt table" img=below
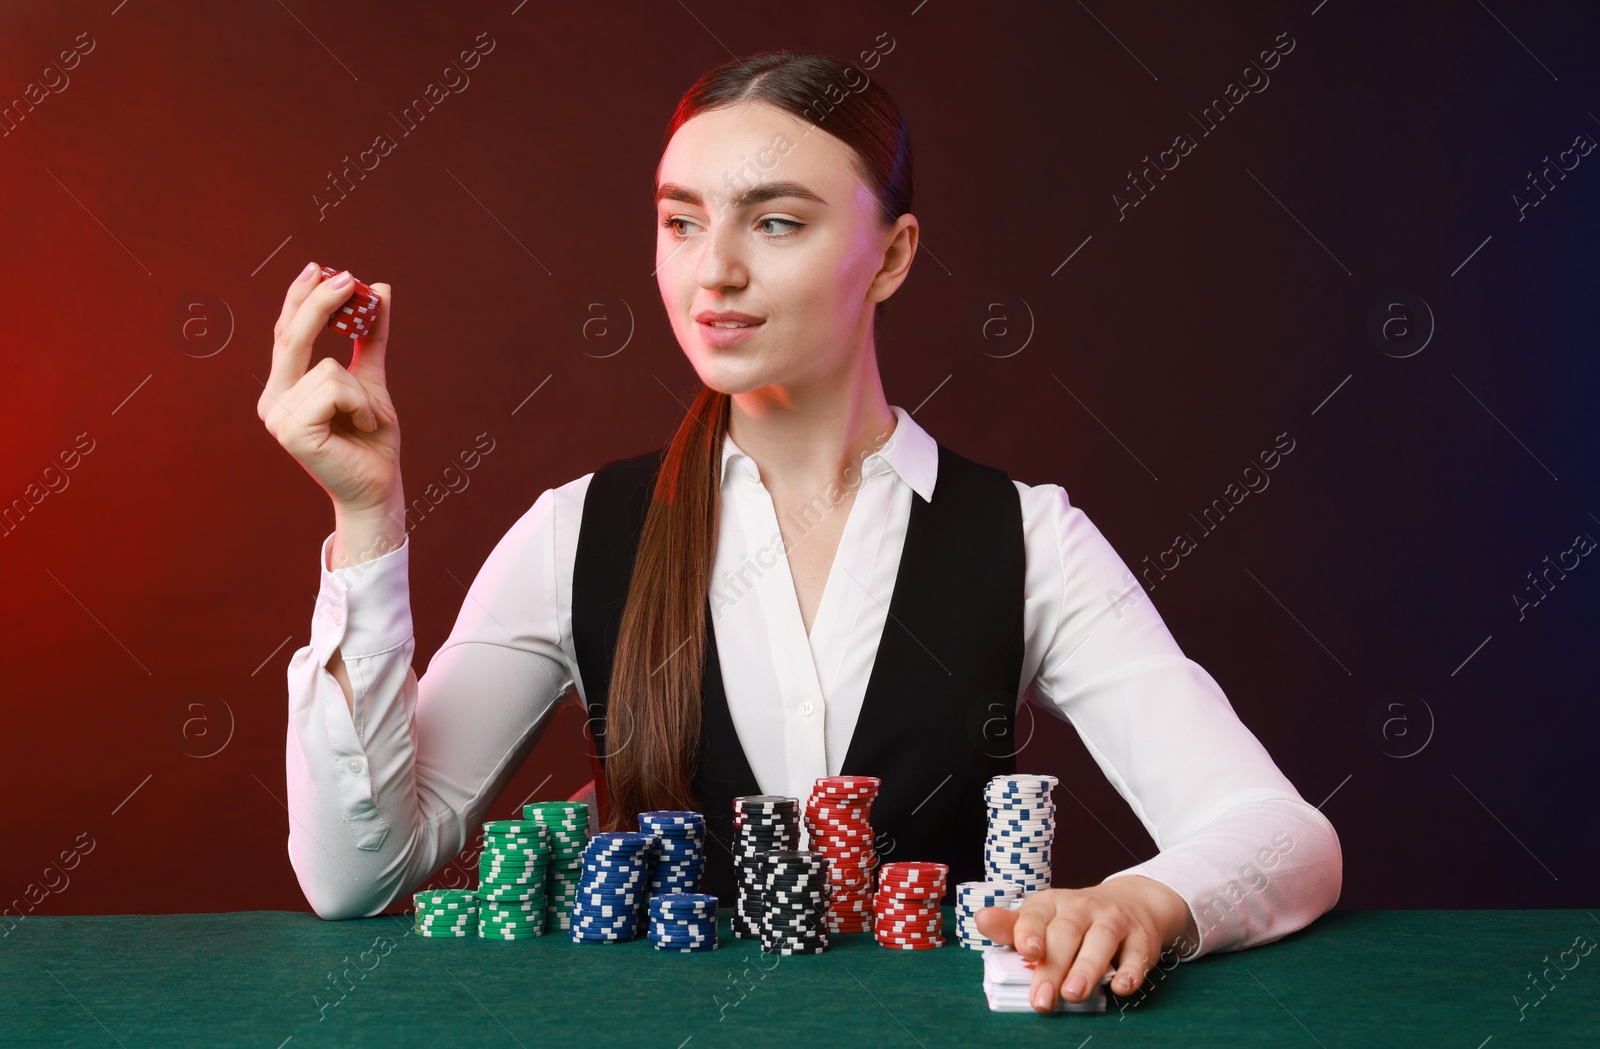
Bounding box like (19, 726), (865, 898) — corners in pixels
(2, 908), (1595, 1047)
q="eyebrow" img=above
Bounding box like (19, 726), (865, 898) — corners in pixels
(654, 180), (828, 210)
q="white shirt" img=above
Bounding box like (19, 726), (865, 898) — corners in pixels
(284, 405), (1342, 960)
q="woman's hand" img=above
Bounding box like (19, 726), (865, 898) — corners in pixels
(257, 262), (401, 516)
(973, 875), (1200, 1013)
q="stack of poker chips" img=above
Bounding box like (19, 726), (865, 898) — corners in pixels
(568, 831), (656, 943)
(803, 775), (880, 935)
(637, 810), (709, 936)
(873, 861), (948, 950)
(647, 892), (720, 953)
(523, 801), (590, 931)
(954, 879), (1025, 950)
(730, 796), (801, 940)
(412, 888), (479, 937)
(639, 811), (707, 894)
(756, 850), (832, 955)
(983, 774), (1058, 895)
(477, 819), (549, 939)
(319, 265), (381, 339)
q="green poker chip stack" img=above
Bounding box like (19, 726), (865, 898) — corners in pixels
(478, 819), (550, 939)
(523, 801), (591, 931)
(413, 889), (479, 937)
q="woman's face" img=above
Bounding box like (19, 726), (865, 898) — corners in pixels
(654, 100), (915, 399)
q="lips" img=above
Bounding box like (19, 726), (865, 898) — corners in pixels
(694, 310), (764, 326)
(695, 315), (764, 347)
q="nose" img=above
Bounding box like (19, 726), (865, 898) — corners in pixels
(695, 220), (748, 293)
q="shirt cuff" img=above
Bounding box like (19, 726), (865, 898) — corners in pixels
(310, 531), (413, 667)
(1102, 852), (1218, 962)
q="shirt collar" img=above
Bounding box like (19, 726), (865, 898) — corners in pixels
(719, 404), (938, 502)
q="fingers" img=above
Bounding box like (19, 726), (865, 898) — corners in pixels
(1008, 896), (1053, 961)
(1110, 927), (1158, 997)
(1024, 904), (1128, 1012)
(350, 281), (391, 379)
(993, 887), (1169, 1013)
(262, 359), (381, 445)
(265, 266), (359, 401)
(1058, 922), (1120, 1003)
(307, 365), (384, 434)
(272, 260), (321, 346)
(1031, 912), (1089, 1011)
(972, 905), (1018, 945)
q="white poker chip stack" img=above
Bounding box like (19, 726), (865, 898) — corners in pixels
(982, 774), (1058, 896)
(954, 879), (1024, 950)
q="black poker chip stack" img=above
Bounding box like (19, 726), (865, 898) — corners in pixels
(756, 850), (832, 955)
(730, 795), (800, 940)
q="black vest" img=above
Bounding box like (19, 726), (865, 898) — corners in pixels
(570, 442), (1026, 906)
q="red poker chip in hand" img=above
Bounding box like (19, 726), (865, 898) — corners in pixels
(319, 264), (381, 340)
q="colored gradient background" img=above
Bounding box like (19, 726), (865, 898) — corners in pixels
(1, 0), (1595, 921)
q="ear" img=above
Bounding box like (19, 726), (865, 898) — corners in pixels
(867, 213), (919, 305)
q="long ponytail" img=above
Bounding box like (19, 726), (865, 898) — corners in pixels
(601, 387), (729, 827)
(602, 48), (912, 830)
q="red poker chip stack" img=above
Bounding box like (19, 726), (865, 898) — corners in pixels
(320, 265), (381, 339)
(873, 861), (948, 950)
(803, 776), (881, 935)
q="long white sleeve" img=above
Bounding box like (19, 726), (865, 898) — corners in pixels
(283, 486), (576, 919)
(1018, 481), (1342, 961)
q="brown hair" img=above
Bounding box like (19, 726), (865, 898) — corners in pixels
(600, 50), (915, 830)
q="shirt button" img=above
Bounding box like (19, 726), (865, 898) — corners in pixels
(328, 605), (344, 626)
(799, 700), (815, 717)
(347, 758), (363, 774)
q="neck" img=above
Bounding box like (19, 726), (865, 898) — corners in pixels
(726, 348), (897, 497)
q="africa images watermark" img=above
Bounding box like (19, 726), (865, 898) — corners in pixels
(1136, 432), (1297, 592)
(1511, 523), (1595, 621)
(0, 432), (97, 540)
(1, 833), (96, 936)
(1, 30), (96, 140)
(1115, 829), (1297, 1020)
(312, 31), (498, 222)
(1113, 30), (1298, 221)
(1513, 926), (1596, 1022)
(311, 921), (412, 1022)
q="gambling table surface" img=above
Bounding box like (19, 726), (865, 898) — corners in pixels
(3, 908), (1594, 1047)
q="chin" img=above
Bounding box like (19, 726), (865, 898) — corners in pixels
(685, 357), (779, 397)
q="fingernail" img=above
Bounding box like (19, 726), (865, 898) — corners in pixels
(298, 261), (318, 281)
(1031, 982), (1051, 1011)
(330, 270), (354, 289)
(1065, 975), (1086, 999)
(1025, 936), (1041, 955)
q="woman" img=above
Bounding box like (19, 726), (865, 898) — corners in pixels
(259, 50), (1341, 1013)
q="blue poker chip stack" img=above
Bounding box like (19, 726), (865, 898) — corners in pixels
(640, 811), (707, 893)
(647, 892), (720, 952)
(637, 811), (708, 935)
(983, 774), (1058, 896)
(568, 831), (656, 944)
(954, 879), (1025, 949)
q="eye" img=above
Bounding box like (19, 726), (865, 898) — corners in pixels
(659, 215), (806, 240)
(659, 215), (697, 238)
(758, 217), (805, 238)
